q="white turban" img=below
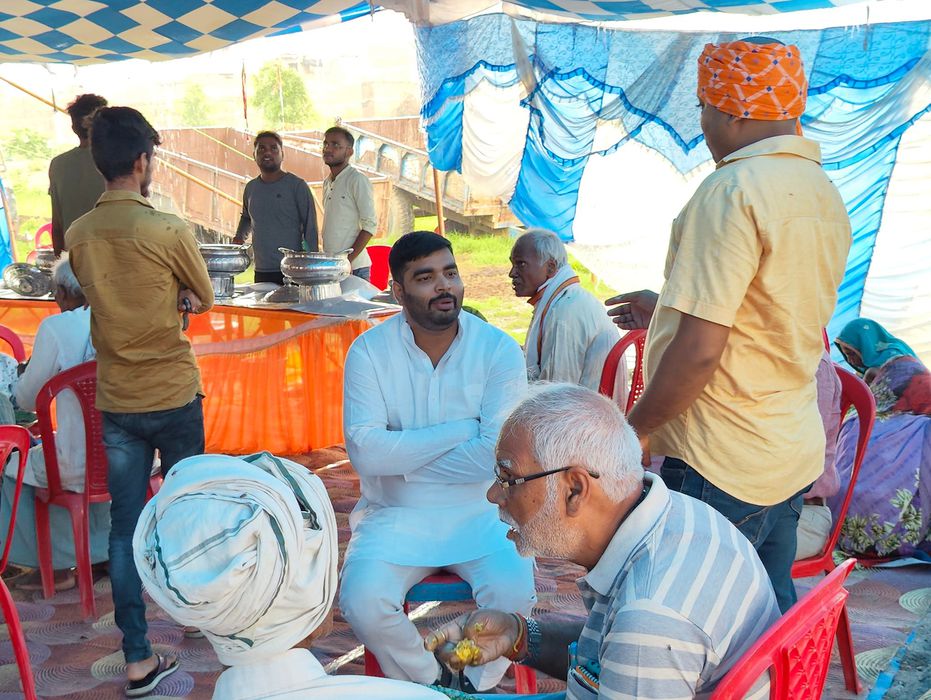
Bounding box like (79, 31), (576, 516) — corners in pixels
(133, 452), (337, 666)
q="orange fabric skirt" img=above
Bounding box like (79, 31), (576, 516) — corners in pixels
(0, 300), (376, 455)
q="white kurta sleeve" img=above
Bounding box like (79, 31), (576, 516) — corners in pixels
(13, 319), (63, 411)
(405, 338), (527, 483)
(343, 339), (479, 477)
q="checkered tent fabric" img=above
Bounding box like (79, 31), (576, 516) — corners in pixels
(505, 0), (862, 22)
(0, 0), (865, 65)
(0, 0), (373, 65)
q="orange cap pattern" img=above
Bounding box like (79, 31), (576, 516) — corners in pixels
(697, 41), (808, 122)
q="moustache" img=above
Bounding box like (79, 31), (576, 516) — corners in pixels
(429, 293), (457, 306)
(498, 509), (519, 529)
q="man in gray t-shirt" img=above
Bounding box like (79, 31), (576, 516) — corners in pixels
(233, 131), (318, 284)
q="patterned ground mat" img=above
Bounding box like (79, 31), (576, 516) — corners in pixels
(0, 449), (928, 698)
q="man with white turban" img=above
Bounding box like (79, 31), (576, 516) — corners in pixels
(134, 452), (446, 699)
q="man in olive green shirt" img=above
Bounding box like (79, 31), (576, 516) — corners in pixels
(67, 106), (213, 698)
(49, 93), (107, 256)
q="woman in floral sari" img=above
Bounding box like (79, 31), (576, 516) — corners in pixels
(832, 319), (931, 560)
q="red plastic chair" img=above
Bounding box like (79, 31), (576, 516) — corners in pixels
(367, 244), (391, 291)
(711, 559), (856, 699)
(363, 571), (537, 693)
(33, 223), (53, 251)
(0, 425), (40, 700)
(790, 365), (874, 694)
(598, 329), (647, 415)
(0, 324), (26, 362)
(33, 361), (161, 620)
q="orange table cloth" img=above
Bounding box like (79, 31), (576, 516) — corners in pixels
(0, 299), (374, 455)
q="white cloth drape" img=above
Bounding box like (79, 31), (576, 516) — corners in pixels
(133, 452), (337, 666)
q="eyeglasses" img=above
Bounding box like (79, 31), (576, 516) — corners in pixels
(493, 463), (600, 491)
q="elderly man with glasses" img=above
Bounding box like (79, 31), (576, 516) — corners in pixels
(426, 383), (780, 700)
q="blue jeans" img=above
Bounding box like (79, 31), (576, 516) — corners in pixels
(660, 457), (807, 614)
(102, 396), (205, 663)
(352, 267), (371, 282)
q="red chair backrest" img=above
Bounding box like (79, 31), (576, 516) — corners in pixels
(0, 325), (26, 363)
(33, 361), (108, 498)
(0, 426), (32, 574)
(598, 329), (647, 415)
(34, 223), (53, 251)
(367, 245), (391, 291)
(823, 366), (876, 557)
(710, 558), (856, 699)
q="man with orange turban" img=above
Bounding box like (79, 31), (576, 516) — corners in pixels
(606, 38), (852, 613)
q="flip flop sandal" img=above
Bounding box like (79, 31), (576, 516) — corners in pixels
(183, 627), (205, 639)
(124, 654), (179, 697)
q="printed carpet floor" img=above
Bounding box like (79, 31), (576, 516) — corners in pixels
(0, 449), (928, 699)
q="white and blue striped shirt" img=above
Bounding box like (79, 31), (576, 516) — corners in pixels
(570, 473), (778, 699)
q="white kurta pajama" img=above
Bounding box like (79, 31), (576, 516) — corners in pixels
(525, 264), (621, 392)
(340, 310), (536, 690)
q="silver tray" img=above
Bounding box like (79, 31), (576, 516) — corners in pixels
(3, 263), (52, 297)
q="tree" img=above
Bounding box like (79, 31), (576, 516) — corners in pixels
(179, 82), (214, 127)
(4, 129), (52, 160)
(252, 62), (318, 130)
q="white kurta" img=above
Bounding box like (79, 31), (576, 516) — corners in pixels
(526, 271), (620, 391)
(11, 306), (95, 490)
(213, 648), (447, 700)
(342, 310), (526, 566)
(321, 165), (377, 270)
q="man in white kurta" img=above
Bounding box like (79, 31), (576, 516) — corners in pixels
(340, 232), (536, 693)
(510, 229), (620, 391)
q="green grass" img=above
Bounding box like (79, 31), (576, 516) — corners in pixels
(472, 295), (532, 343)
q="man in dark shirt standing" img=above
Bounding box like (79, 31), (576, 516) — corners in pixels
(48, 93), (108, 256)
(232, 131), (318, 285)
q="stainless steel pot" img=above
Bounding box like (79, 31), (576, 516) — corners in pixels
(298, 282), (342, 303)
(278, 248), (351, 286)
(34, 249), (57, 273)
(199, 244), (251, 299)
(199, 244), (251, 275)
(210, 275), (235, 299)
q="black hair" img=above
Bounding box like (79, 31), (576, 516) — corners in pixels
(254, 130), (283, 148)
(67, 94), (107, 140)
(389, 231), (453, 282)
(89, 106), (161, 182)
(324, 126), (354, 149)
(740, 36), (785, 46)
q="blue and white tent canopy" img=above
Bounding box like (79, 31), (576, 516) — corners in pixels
(0, 1), (374, 64)
(417, 14), (931, 358)
(0, 1), (865, 65)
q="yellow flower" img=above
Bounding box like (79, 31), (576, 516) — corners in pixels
(453, 639), (482, 665)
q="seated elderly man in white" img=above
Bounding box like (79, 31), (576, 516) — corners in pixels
(340, 231), (536, 694)
(0, 254), (106, 592)
(509, 229), (620, 391)
(427, 384), (779, 699)
(134, 452), (447, 699)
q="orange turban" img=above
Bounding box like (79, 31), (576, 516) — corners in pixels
(697, 41), (808, 122)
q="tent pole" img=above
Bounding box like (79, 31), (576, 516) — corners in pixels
(0, 75), (246, 217)
(0, 75), (65, 113)
(432, 167), (446, 236)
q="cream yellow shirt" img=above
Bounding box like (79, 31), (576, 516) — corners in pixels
(645, 136), (851, 506)
(66, 191), (214, 413)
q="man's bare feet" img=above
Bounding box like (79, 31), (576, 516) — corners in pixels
(17, 568), (75, 592)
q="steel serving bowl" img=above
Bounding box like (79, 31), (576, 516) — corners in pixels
(278, 248), (351, 286)
(3, 263), (52, 297)
(34, 249), (58, 273)
(199, 244), (252, 275)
